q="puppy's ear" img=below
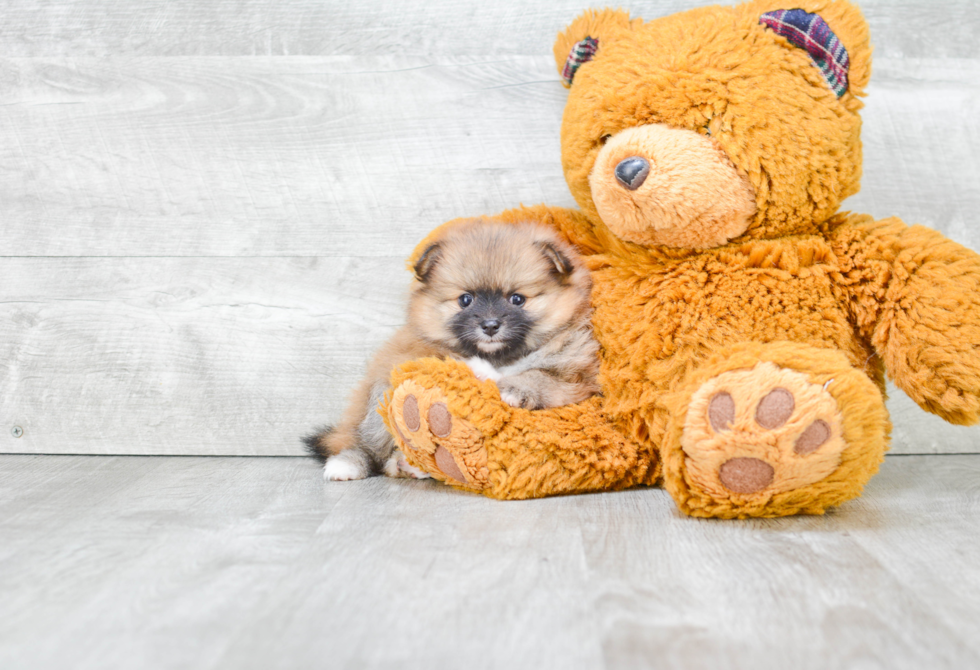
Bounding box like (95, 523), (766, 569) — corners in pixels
(537, 241), (575, 280)
(413, 243), (443, 283)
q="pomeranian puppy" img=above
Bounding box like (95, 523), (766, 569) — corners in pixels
(305, 218), (600, 481)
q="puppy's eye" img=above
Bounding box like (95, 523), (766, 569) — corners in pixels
(509, 294), (526, 307)
(458, 293), (473, 308)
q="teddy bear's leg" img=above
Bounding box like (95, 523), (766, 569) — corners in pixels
(383, 357), (654, 500)
(662, 342), (890, 519)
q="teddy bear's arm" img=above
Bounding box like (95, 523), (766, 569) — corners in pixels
(494, 204), (608, 256)
(831, 215), (980, 425)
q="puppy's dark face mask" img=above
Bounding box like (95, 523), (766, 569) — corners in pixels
(448, 289), (535, 366)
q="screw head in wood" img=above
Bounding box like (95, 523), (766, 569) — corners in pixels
(11, 426), (23, 438)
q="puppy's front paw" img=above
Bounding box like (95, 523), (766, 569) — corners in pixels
(498, 381), (542, 410)
(465, 356), (501, 382)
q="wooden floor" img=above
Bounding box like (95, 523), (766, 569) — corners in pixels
(2, 453), (979, 669)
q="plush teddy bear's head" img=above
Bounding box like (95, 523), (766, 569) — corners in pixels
(553, 0), (872, 250)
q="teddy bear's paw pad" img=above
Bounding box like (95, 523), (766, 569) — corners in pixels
(683, 362), (845, 498)
(717, 457), (774, 494)
(388, 379), (489, 489)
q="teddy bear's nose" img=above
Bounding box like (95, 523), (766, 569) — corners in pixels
(614, 156), (650, 191)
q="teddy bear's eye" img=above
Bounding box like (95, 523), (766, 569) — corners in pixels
(599, 134), (612, 145)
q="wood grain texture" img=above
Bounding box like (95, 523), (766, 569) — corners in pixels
(1, 0), (977, 58)
(1, 57), (978, 256)
(0, 56), (572, 257)
(1, 454), (979, 669)
(846, 59), (980, 249)
(0, 257), (408, 455)
(1, 2), (978, 456)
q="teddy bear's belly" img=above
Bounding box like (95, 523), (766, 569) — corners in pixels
(590, 256), (879, 418)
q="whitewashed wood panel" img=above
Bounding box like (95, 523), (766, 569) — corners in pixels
(0, 256), (977, 456)
(0, 257), (409, 455)
(1, 56), (978, 257)
(1, 0), (977, 59)
(845, 58), (980, 250)
(0, 55), (573, 257)
(887, 383), (980, 454)
(1, 2), (979, 457)
(2, 454), (980, 668)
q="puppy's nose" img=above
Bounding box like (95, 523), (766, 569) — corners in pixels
(614, 157), (650, 191)
(480, 319), (501, 336)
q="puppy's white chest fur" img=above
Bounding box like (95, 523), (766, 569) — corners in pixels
(465, 356), (502, 382)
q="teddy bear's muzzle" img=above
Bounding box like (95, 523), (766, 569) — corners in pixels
(590, 124), (757, 250)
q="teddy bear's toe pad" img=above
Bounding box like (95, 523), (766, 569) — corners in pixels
(427, 403), (453, 437)
(434, 446), (467, 483)
(388, 380), (489, 489)
(403, 395), (421, 432)
(683, 362), (845, 499)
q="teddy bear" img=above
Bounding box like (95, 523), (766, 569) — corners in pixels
(380, 0), (980, 518)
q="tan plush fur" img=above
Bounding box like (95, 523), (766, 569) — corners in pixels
(589, 124), (757, 249)
(382, 0), (980, 517)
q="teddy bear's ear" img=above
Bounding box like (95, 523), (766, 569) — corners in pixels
(553, 9), (640, 88)
(753, 0), (871, 98)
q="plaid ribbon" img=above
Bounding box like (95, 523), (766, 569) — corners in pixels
(760, 9), (850, 97)
(561, 37), (599, 86)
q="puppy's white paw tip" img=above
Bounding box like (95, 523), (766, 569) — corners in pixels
(382, 452), (432, 479)
(382, 455), (401, 478)
(399, 459), (432, 479)
(323, 457), (368, 481)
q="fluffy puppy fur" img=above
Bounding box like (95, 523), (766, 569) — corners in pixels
(305, 218), (600, 481)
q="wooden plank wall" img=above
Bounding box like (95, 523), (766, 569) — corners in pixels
(1, 0), (978, 456)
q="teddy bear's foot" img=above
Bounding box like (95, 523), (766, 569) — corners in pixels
(683, 363), (845, 497)
(663, 343), (890, 518)
(387, 379), (490, 490)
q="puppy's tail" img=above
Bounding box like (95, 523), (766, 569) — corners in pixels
(302, 426), (335, 464)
